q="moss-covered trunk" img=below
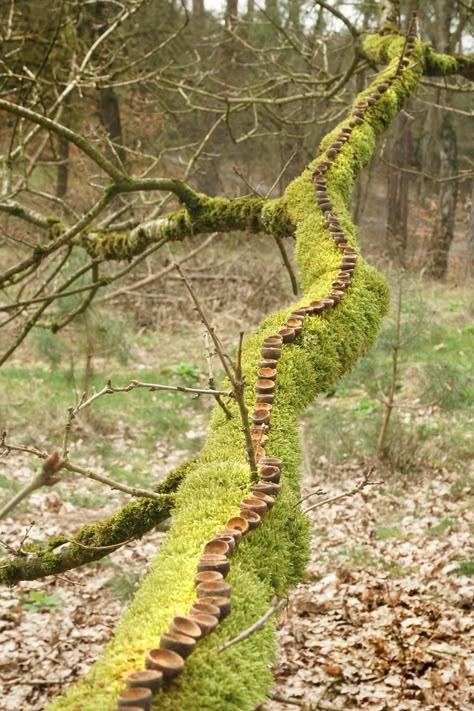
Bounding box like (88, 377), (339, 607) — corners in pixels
(48, 34), (444, 711)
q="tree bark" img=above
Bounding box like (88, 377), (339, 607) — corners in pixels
(427, 114), (458, 279)
(386, 111), (412, 266)
(192, 0), (205, 36)
(225, 0), (238, 30)
(97, 86), (125, 165)
(0, 463), (185, 586)
(56, 133), (69, 198)
(468, 181), (474, 276)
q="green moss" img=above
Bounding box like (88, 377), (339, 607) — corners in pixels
(361, 32), (466, 82)
(362, 32), (405, 64)
(47, 217), (65, 240)
(0, 464), (187, 587)
(193, 195), (292, 238)
(425, 49), (458, 75)
(80, 196), (293, 261)
(50, 35), (422, 711)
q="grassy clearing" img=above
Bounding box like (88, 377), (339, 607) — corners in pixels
(0, 329), (216, 512)
(303, 278), (474, 475)
(0, 361), (208, 446)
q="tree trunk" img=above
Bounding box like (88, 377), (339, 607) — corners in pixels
(225, 0), (238, 30)
(265, 0), (280, 24)
(246, 0), (255, 22)
(385, 111), (412, 266)
(93, 1), (125, 165)
(288, 0), (300, 32)
(56, 133), (69, 198)
(97, 86), (125, 166)
(468, 181), (474, 276)
(427, 114), (458, 279)
(192, 0), (205, 36)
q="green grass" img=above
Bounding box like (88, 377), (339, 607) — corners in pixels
(0, 361), (209, 457)
(331, 543), (406, 577)
(376, 525), (404, 540)
(69, 492), (109, 508)
(451, 559), (474, 576)
(0, 472), (21, 495)
(425, 517), (457, 537)
(303, 280), (473, 472)
(0, 353), (211, 516)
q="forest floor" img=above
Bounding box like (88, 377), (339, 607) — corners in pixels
(1, 450), (472, 711)
(269, 454), (474, 710)
(0, 280), (472, 710)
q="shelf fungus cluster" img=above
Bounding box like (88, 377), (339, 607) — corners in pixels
(110, 31), (418, 711)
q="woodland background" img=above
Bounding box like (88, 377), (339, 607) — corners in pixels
(0, 1), (473, 709)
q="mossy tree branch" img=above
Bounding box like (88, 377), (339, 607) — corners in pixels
(362, 32), (474, 80)
(0, 462), (187, 586)
(2, 19), (470, 711)
(48, 32), (438, 711)
(79, 194), (294, 261)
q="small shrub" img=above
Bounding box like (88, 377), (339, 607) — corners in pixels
(20, 590), (62, 612)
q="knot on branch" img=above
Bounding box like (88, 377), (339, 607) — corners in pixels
(41, 450), (65, 485)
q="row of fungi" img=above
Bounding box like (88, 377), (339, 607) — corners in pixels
(113, 459), (283, 710)
(112, 30), (417, 711)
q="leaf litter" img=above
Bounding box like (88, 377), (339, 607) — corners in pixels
(1, 449), (473, 710)
(269, 458), (474, 710)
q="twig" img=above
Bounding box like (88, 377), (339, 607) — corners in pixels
(314, 0), (359, 38)
(0, 467), (181, 585)
(302, 467), (381, 514)
(100, 232), (217, 303)
(233, 156), (298, 296)
(204, 332), (233, 419)
(72, 379), (233, 418)
(0, 443), (64, 521)
(273, 232), (299, 295)
(376, 271), (403, 456)
(295, 488), (326, 508)
(218, 598), (287, 653)
(61, 536), (134, 552)
(176, 264), (257, 475)
(0, 538), (20, 556)
(60, 374), (231, 458)
(175, 264), (234, 381)
(265, 152), (298, 296)
(63, 460), (166, 501)
(62, 407), (75, 459)
(234, 330), (258, 476)
(0, 435), (165, 511)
